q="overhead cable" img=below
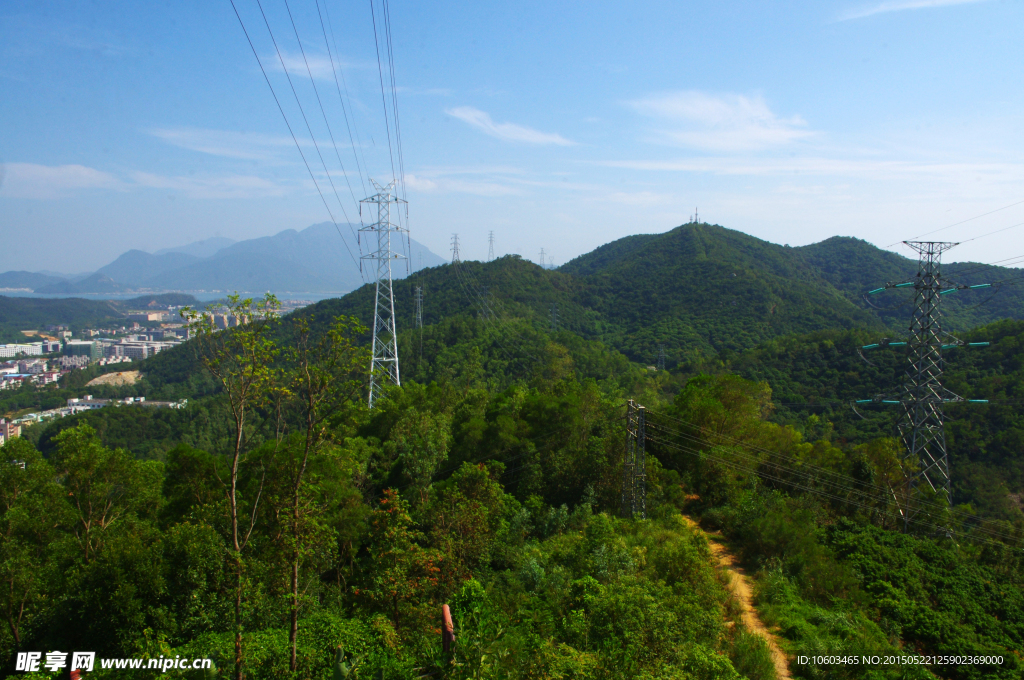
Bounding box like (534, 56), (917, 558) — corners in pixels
(226, 0), (360, 272)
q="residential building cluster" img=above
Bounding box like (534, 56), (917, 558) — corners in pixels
(0, 324), (187, 391)
(66, 395), (188, 412)
(1, 358), (61, 390)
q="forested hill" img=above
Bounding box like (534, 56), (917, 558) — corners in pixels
(563, 224), (1024, 335)
(307, 223), (1023, 367)
(796, 235), (1024, 330)
(558, 224), (883, 362)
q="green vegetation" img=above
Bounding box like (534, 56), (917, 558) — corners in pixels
(2, 224), (1024, 679)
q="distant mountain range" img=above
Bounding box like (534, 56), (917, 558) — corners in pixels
(4, 224), (445, 295)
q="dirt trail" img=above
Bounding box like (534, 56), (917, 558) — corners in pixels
(683, 516), (792, 680)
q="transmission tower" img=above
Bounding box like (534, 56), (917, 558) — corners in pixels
(360, 180), (407, 409)
(538, 248), (546, 268)
(549, 303), (559, 332)
(657, 345), (666, 371)
(621, 400), (647, 519)
(451, 233), (461, 263)
(487, 231), (495, 261)
(858, 241), (992, 532)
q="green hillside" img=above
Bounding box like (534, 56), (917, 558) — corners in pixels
(4, 224), (1024, 678)
(723, 319), (1024, 520)
(796, 236), (1024, 331)
(560, 224), (884, 363)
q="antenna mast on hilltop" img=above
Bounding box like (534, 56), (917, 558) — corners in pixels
(360, 180), (407, 409)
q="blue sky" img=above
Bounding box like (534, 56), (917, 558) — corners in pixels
(1, 0), (1022, 274)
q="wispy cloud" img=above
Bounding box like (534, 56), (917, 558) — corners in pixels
(628, 91), (814, 152)
(837, 0), (989, 22)
(130, 172), (292, 199)
(405, 171), (522, 197)
(0, 163), (124, 199)
(148, 127), (305, 161)
(264, 50), (360, 81)
(446, 107), (575, 146)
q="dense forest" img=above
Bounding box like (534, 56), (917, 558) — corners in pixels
(2, 227), (1024, 679)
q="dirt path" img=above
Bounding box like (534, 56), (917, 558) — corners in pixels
(683, 516), (792, 680)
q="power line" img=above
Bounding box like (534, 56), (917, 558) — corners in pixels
(959, 220), (1024, 245)
(646, 431), (1021, 549)
(281, 0), (362, 224)
(254, 0), (351, 223)
(644, 407), (1016, 536)
(369, 0), (397, 187)
(642, 410), (1023, 545)
(226, 0), (360, 273)
(321, 0), (370, 199)
(314, 0), (367, 200)
(892, 198), (1024, 246)
(381, 0), (407, 204)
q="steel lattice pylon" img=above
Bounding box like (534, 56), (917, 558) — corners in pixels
(360, 180), (407, 409)
(621, 400), (646, 519)
(895, 241), (961, 530)
(859, 241), (993, 533)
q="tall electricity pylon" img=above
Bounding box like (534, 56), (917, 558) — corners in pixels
(538, 248), (546, 268)
(487, 231), (495, 261)
(451, 233), (461, 263)
(549, 303), (559, 332)
(622, 400), (646, 519)
(360, 180), (407, 409)
(859, 241), (992, 532)
(657, 345), (666, 371)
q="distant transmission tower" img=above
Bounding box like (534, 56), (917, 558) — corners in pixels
(414, 286), (423, 329)
(414, 285), (424, 361)
(360, 180), (407, 409)
(487, 231), (495, 261)
(538, 248), (546, 268)
(549, 303), (559, 332)
(451, 233), (461, 263)
(621, 400), (646, 519)
(657, 345), (666, 371)
(859, 241), (992, 532)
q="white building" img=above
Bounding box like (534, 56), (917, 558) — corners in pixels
(0, 343), (44, 358)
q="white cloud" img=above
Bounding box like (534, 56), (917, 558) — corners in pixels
(148, 127), (305, 161)
(0, 163), (124, 199)
(446, 107), (575, 146)
(628, 91), (814, 152)
(405, 172), (521, 197)
(265, 50), (348, 81)
(404, 174), (438, 191)
(837, 0), (989, 21)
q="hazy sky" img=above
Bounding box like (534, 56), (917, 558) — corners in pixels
(2, 0), (1023, 274)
